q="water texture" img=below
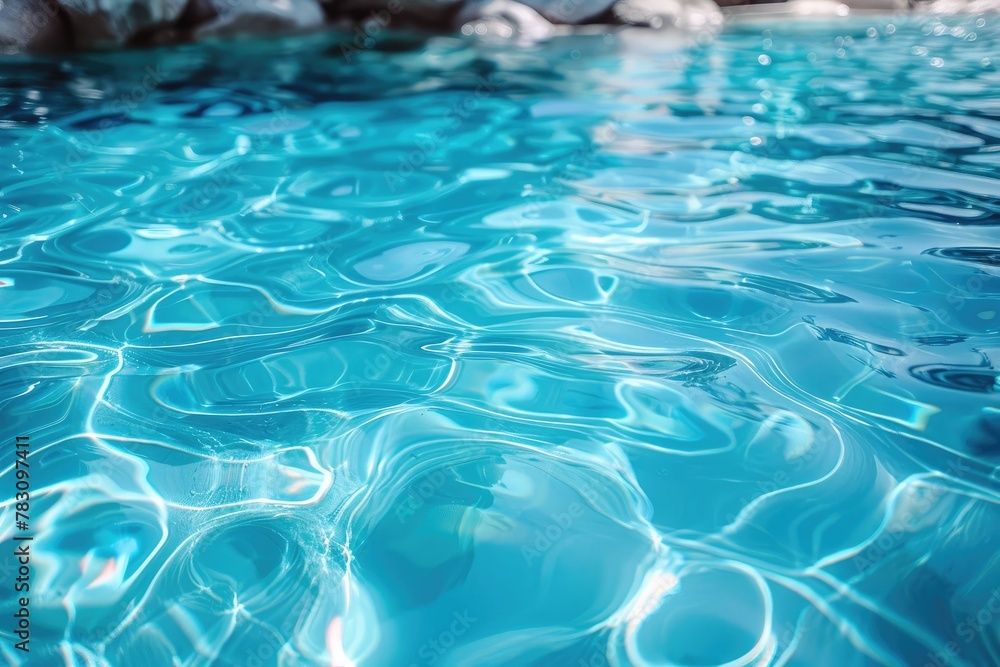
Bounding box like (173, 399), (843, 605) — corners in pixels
(1, 14), (999, 667)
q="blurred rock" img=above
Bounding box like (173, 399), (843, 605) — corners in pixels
(0, 0), (71, 52)
(186, 0), (326, 38)
(847, 0), (907, 8)
(914, 0), (1000, 11)
(722, 0), (908, 15)
(55, 0), (188, 48)
(604, 0), (722, 30)
(789, 0), (906, 10)
(459, 0), (722, 30)
(6, 0), (986, 53)
(513, 0), (615, 23)
(335, 0), (464, 30)
(784, 0), (853, 14)
(456, 0), (555, 40)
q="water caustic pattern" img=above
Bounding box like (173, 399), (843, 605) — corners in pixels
(1, 13), (999, 667)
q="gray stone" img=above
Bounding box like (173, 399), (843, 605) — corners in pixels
(189, 0), (326, 38)
(914, 0), (1000, 11)
(607, 0), (721, 30)
(514, 0), (613, 23)
(459, 0), (722, 28)
(456, 0), (555, 39)
(0, 0), (71, 53)
(55, 0), (189, 48)
(336, 0), (465, 29)
(785, 0), (906, 12)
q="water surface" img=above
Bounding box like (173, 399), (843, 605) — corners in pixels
(1, 14), (999, 667)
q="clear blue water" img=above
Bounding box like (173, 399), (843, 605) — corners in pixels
(2, 13), (1000, 667)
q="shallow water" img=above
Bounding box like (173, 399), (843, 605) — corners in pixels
(1, 13), (999, 667)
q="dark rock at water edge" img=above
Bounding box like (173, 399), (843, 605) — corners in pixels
(1, 0), (725, 52)
(0, 0), (72, 53)
(57, 0), (189, 48)
(1, 0), (985, 53)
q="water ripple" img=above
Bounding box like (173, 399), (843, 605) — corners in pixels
(2, 13), (1000, 667)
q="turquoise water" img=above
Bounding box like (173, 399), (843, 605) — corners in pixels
(2, 13), (1000, 667)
